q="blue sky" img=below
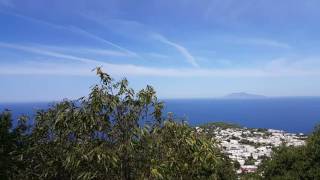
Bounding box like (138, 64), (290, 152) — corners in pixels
(1, 0), (320, 102)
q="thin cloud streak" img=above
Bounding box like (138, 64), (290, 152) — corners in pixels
(0, 63), (262, 77)
(0, 11), (139, 57)
(232, 37), (291, 49)
(1, 58), (320, 78)
(0, 42), (103, 64)
(83, 48), (133, 57)
(144, 52), (170, 59)
(152, 33), (200, 68)
(1, 43), (319, 78)
(68, 26), (139, 57)
(83, 16), (199, 67)
(42, 46), (133, 57)
(2, 60), (320, 77)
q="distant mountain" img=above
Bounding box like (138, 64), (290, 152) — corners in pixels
(224, 92), (267, 99)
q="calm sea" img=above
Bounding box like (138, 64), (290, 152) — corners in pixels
(1, 98), (320, 134)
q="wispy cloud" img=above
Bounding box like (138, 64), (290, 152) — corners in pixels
(144, 52), (170, 59)
(0, 42), (103, 64)
(0, 62), (262, 77)
(83, 16), (200, 67)
(30, 45), (136, 58)
(2, 58), (320, 77)
(0, 62), (94, 76)
(0, 11), (139, 58)
(264, 57), (320, 73)
(152, 33), (200, 68)
(81, 16), (151, 39)
(67, 26), (139, 57)
(82, 48), (134, 57)
(232, 37), (291, 49)
(1, 43), (319, 78)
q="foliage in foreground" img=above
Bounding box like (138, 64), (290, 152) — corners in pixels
(257, 125), (320, 179)
(0, 68), (236, 180)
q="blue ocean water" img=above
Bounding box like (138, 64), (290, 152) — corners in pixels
(1, 98), (320, 134)
(0, 102), (50, 127)
(163, 98), (320, 134)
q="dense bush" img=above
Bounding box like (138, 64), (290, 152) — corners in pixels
(0, 68), (236, 180)
(0, 111), (28, 179)
(258, 125), (320, 179)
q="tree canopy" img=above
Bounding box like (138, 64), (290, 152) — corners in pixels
(0, 68), (236, 180)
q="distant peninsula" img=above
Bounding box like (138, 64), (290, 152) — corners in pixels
(224, 92), (267, 99)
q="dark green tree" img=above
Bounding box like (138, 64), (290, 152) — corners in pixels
(135, 120), (236, 179)
(259, 124), (320, 179)
(259, 145), (307, 179)
(1, 68), (236, 179)
(0, 111), (28, 179)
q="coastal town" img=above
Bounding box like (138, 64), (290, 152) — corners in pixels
(196, 123), (307, 174)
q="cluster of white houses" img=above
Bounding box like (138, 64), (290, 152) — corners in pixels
(196, 125), (306, 174)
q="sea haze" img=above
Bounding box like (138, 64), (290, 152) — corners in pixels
(1, 97), (320, 134)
